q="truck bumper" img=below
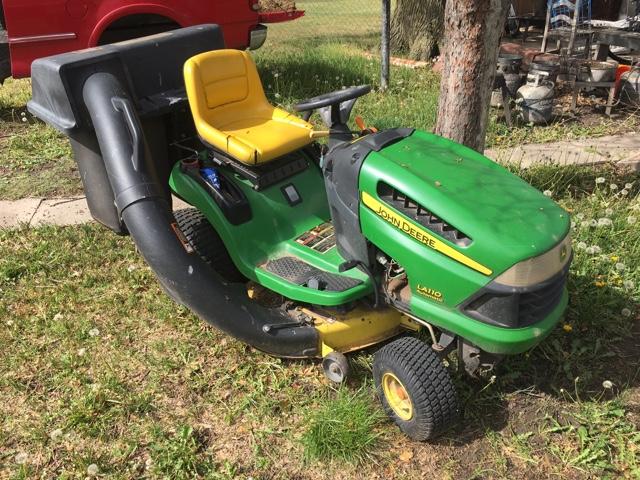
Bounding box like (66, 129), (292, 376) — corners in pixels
(248, 24), (267, 50)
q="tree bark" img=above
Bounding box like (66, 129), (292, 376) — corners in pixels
(391, 0), (445, 60)
(435, 0), (510, 153)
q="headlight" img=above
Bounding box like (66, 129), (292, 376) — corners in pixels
(494, 234), (572, 288)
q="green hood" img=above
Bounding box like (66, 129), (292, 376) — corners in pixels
(359, 130), (570, 277)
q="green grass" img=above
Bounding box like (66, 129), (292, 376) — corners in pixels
(1, 164), (638, 479)
(0, 78), (79, 200)
(301, 387), (383, 464)
(265, 0), (382, 51)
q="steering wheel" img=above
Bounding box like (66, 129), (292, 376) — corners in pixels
(294, 85), (371, 113)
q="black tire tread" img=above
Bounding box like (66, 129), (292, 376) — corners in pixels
(373, 336), (459, 441)
(174, 208), (245, 283)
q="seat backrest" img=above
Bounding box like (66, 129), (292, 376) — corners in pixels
(184, 49), (270, 128)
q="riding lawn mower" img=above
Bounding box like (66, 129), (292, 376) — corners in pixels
(28, 25), (572, 440)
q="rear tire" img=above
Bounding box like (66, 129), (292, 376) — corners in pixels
(174, 208), (246, 283)
(373, 336), (459, 441)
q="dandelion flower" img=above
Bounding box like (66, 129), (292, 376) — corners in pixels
(602, 380), (614, 389)
(610, 183), (618, 191)
(586, 246), (595, 254)
(49, 428), (63, 441)
(622, 308), (632, 317)
(628, 216), (637, 225)
(594, 281), (607, 288)
(597, 218), (612, 227)
(577, 242), (587, 250)
(562, 324), (573, 333)
(15, 452), (28, 464)
(87, 464), (100, 477)
(625, 183), (633, 189)
(77, 347), (86, 356)
(595, 177), (606, 184)
(623, 280), (635, 290)
(621, 189), (629, 196)
(605, 208), (614, 215)
(576, 213), (585, 220)
(593, 245), (602, 254)
(615, 263), (626, 271)
(590, 219), (598, 227)
(88, 328), (100, 337)
(543, 190), (553, 197)
(611, 255), (619, 261)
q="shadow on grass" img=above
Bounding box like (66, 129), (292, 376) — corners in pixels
(268, 32), (381, 53)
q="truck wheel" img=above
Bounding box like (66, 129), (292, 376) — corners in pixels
(174, 208), (246, 283)
(373, 336), (459, 441)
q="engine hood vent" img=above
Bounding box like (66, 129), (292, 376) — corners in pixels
(377, 182), (472, 247)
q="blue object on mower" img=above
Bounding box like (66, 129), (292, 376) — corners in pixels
(201, 167), (221, 190)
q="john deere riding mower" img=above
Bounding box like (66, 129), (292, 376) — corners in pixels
(28, 25), (571, 440)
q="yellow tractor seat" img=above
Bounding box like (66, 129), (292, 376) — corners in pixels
(184, 49), (315, 166)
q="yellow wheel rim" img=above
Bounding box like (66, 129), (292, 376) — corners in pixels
(382, 372), (413, 421)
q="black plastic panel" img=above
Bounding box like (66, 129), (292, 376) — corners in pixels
(28, 25), (225, 134)
(26, 25), (225, 233)
(264, 256), (362, 292)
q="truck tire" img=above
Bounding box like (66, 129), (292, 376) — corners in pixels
(373, 336), (459, 441)
(0, 29), (10, 84)
(174, 208), (246, 283)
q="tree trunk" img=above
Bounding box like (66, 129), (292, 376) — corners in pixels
(435, 0), (510, 152)
(391, 0), (445, 60)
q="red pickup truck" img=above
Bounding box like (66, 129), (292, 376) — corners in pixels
(0, 0), (303, 81)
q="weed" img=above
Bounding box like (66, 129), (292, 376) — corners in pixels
(545, 398), (640, 475)
(301, 387), (383, 464)
(151, 425), (219, 479)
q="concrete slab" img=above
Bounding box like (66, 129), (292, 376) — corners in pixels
(486, 133), (640, 168)
(0, 198), (42, 228)
(2, 195), (195, 228)
(30, 197), (93, 227)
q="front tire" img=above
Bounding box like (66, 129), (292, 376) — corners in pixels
(373, 336), (459, 441)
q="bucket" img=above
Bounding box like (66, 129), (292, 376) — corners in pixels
(615, 65), (632, 95)
(497, 54), (524, 97)
(620, 68), (640, 106)
(576, 60), (618, 83)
